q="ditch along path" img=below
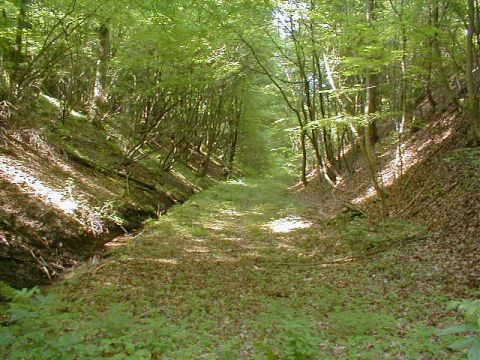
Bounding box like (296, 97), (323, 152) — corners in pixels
(48, 177), (457, 358)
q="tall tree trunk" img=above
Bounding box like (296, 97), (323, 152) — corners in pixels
(90, 24), (111, 127)
(366, 0), (379, 146)
(322, 128), (342, 182)
(226, 95), (242, 179)
(359, 125), (388, 206)
(11, 0), (29, 92)
(362, 0), (388, 209)
(389, 0), (408, 176)
(467, 0), (480, 144)
(425, 2), (437, 111)
(300, 129), (308, 186)
(431, 1), (457, 109)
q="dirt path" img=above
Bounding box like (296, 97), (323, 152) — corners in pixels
(3, 178), (463, 359)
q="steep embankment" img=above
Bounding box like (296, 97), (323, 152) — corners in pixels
(296, 108), (480, 289)
(0, 115), (220, 288)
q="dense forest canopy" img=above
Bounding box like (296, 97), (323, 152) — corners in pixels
(1, 0), (277, 177)
(1, 0), (479, 182)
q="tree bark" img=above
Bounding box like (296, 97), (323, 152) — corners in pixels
(225, 94), (241, 179)
(365, 0), (379, 146)
(300, 129), (308, 186)
(467, 0), (480, 144)
(11, 0), (30, 92)
(90, 24), (111, 127)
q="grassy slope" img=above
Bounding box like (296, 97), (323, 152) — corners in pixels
(1, 175), (467, 359)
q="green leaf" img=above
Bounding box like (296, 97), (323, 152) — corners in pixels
(446, 301), (463, 312)
(440, 324), (478, 335)
(468, 339), (480, 360)
(449, 337), (476, 351)
(0, 281), (17, 300)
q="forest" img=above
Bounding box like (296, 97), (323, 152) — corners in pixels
(0, 0), (479, 358)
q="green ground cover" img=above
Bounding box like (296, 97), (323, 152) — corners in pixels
(0, 176), (469, 359)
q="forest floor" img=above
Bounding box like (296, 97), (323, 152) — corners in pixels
(1, 175), (470, 359)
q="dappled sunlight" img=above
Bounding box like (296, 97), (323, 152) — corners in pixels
(203, 223), (225, 231)
(243, 251), (261, 259)
(227, 179), (250, 187)
(352, 119), (456, 205)
(186, 246), (210, 254)
(239, 244), (260, 251)
(266, 216), (312, 233)
(0, 156), (80, 214)
(223, 237), (246, 243)
(105, 234), (134, 250)
(0, 155), (108, 235)
(276, 242), (296, 251)
(40, 93), (86, 119)
(247, 210), (264, 216)
(170, 170), (201, 192)
(5, 0), (472, 355)
(211, 255), (239, 264)
(10, 130), (79, 176)
(290, 169), (319, 191)
(220, 209), (242, 217)
(118, 258), (178, 265)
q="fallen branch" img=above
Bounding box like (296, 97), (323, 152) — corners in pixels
(394, 186), (428, 216)
(19, 244), (52, 280)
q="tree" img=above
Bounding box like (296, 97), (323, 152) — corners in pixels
(466, 0), (480, 144)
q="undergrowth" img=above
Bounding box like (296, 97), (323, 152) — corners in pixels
(440, 298), (480, 359)
(0, 282), (206, 359)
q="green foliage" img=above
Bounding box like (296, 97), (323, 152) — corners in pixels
(256, 322), (320, 360)
(0, 281), (18, 301)
(0, 177), (459, 359)
(1, 2), (474, 359)
(235, 85), (295, 178)
(0, 287), (194, 359)
(328, 311), (397, 337)
(253, 306), (321, 360)
(440, 299), (480, 359)
(0, 281), (40, 302)
(275, 318), (321, 360)
(94, 200), (127, 226)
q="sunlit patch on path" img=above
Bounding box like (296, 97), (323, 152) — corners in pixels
(227, 179), (250, 187)
(265, 216), (312, 233)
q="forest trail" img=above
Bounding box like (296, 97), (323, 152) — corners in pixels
(2, 0), (479, 358)
(27, 176), (457, 359)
